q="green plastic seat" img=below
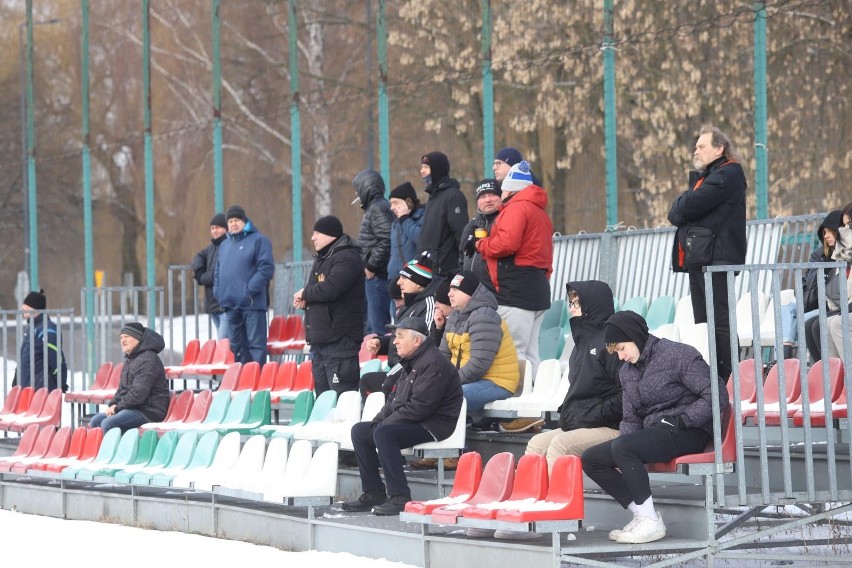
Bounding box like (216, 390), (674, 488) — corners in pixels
(216, 390), (272, 435)
(538, 326), (566, 361)
(251, 390), (314, 438)
(114, 430), (180, 484)
(91, 429), (162, 480)
(540, 299), (567, 331)
(191, 389), (231, 429)
(60, 427), (122, 480)
(150, 431), (220, 487)
(620, 295), (648, 318)
(131, 430), (199, 485)
(359, 359), (383, 375)
(646, 295), (676, 330)
(76, 428), (142, 481)
(193, 390), (251, 433)
(270, 390), (336, 440)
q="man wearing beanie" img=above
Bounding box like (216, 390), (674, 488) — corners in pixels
(352, 169), (395, 335)
(459, 179), (502, 292)
(417, 151), (468, 278)
(215, 205), (274, 366)
(582, 310), (729, 545)
(492, 147), (523, 184)
(294, 215), (366, 396)
(89, 323), (170, 433)
(16, 290), (68, 392)
(388, 181), (425, 304)
(192, 213), (229, 339)
(476, 160), (554, 374)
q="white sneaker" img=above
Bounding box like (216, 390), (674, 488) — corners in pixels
(616, 512), (666, 544)
(608, 512), (640, 541)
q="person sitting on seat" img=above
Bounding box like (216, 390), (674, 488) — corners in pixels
(582, 310), (729, 544)
(342, 317), (463, 516)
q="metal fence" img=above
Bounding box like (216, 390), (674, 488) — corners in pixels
(0, 308), (76, 393)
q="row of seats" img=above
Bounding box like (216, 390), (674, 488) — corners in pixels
(482, 359), (567, 418)
(165, 338), (234, 378)
(140, 389), (271, 436)
(0, 387), (62, 431)
(267, 314), (306, 355)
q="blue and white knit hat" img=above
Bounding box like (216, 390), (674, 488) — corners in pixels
(501, 160), (534, 192)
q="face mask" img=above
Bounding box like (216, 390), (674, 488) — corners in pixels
(421, 175), (432, 185)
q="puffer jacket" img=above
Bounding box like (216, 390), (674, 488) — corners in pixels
(302, 234), (366, 346)
(460, 211), (499, 292)
(558, 281), (622, 431)
(440, 283), (519, 393)
(111, 328), (170, 423)
(214, 220), (275, 311)
(619, 335), (730, 437)
(354, 169), (394, 277)
(418, 177), (469, 277)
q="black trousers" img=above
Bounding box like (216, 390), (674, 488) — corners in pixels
(689, 268), (733, 381)
(311, 336), (360, 396)
(582, 425), (710, 509)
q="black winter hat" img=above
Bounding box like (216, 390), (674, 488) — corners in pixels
(604, 311), (649, 354)
(449, 270), (479, 297)
(475, 179), (501, 199)
(390, 182), (417, 202)
(23, 289), (46, 310)
(399, 253), (433, 288)
(226, 205), (247, 222)
(495, 147), (523, 166)
(120, 322), (146, 341)
(421, 151), (450, 183)
(434, 278), (451, 306)
(210, 213), (227, 229)
(313, 215), (344, 239)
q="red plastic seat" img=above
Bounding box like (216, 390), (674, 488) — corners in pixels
(178, 339), (201, 366)
(0, 424), (40, 465)
(192, 339), (233, 375)
(793, 358), (847, 427)
(462, 453), (549, 520)
(0, 387), (48, 429)
(43, 427), (104, 473)
(266, 316), (290, 355)
(405, 452), (483, 515)
(648, 410), (737, 473)
(9, 388), (63, 431)
(166, 389), (194, 422)
(430, 452), (515, 524)
(166, 339), (210, 377)
(741, 359), (801, 421)
(89, 363), (124, 404)
(0, 386), (22, 416)
(496, 455), (585, 523)
(270, 361), (297, 403)
(358, 334), (377, 364)
(0, 425), (54, 472)
(766, 358), (844, 425)
(29, 426), (87, 471)
(236, 362), (261, 391)
(152, 390), (214, 435)
(217, 363), (243, 391)
(255, 361), (279, 392)
(729, 359), (759, 405)
(286, 315), (306, 350)
(66, 363), (113, 403)
(11, 425), (72, 474)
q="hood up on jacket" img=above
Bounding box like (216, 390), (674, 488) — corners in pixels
(128, 327), (166, 358)
(566, 280), (615, 343)
(353, 169), (386, 210)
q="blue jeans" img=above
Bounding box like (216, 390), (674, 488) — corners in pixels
(365, 277), (391, 336)
(90, 408), (150, 433)
(462, 379), (514, 412)
(227, 308), (268, 365)
(351, 421), (433, 497)
(780, 302), (818, 344)
(212, 311), (229, 341)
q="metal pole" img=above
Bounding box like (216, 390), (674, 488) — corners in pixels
(143, 0), (156, 326)
(480, 0), (494, 178)
(211, 0), (224, 213)
(18, 24), (29, 280)
(25, 1), (38, 289)
(753, 1), (769, 219)
(603, 0), (618, 229)
(81, 0), (96, 378)
(288, 0), (303, 262)
(376, 0), (390, 190)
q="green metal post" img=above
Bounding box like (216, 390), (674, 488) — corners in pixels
(288, 0), (303, 261)
(481, 0), (494, 177)
(25, 1), (38, 289)
(376, 0), (390, 190)
(753, 1), (769, 219)
(211, 0), (224, 213)
(81, 0), (95, 377)
(142, 0), (156, 326)
(603, 0), (618, 229)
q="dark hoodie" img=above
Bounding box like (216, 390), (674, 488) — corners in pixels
(418, 152), (469, 277)
(803, 210), (843, 312)
(558, 281), (622, 431)
(353, 169), (394, 276)
(111, 327), (170, 422)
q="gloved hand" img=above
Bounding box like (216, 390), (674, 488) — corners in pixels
(656, 415), (686, 430)
(463, 232), (480, 257)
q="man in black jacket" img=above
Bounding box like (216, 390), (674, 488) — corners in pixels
(417, 151), (469, 277)
(353, 169), (395, 335)
(191, 213), (228, 339)
(668, 126), (747, 382)
(294, 216), (366, 395)
(342, 317), (463, 516)
(459, 179), (501, 292)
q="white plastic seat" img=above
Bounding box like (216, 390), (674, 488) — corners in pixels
(488, 359), (562, 413)
(674, 295), (695, 328)
(736, 292), (768, 347)
(293, 391), (362, 444)
(651, 323), (680, 342)
(238, 437), (289, 494)
(262, 439), (313, 502)
(679, 322), (710, 365)
(412, 398), (467, 454)
(338, 392), (385, 451)
(209, 435), (268, 491)
(172, 431), (242, 489)
(758, 289), (796, 347)
(279, 442), (338, 498)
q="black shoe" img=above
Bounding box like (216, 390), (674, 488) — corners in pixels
(372, 494), (410, 516)
(468, 417), (500, 432)
(337, 450), (359, 468)
(340, 489), (387, 512)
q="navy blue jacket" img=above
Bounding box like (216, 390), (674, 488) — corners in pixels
(388, 206), (425, 280)
(214, 220), (274, 311)
(18, 314), (68, 392)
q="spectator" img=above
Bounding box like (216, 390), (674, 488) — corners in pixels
(525, 281), (622, 471)
(360, 254), (439, 400)
(16, 289), (68, 392)
(214, 205), (274, 366)
(460, 179), (502, 292)
(819, 204), (852, 360)
(191, 213), (229, 339)
(417, 151), (469, 277)
(476, 160), (554, 375)
(492, 147), (523, 186)
(342, 317), (463, 516)
(89, 323), (171, 433)
(294, 216), (366, 395)
(353, 169), (395, 335)
(668, 125), (747, 382)
(431, 277), (452, 347)
(387, 181), (425, 308)
(582, 311), (729, 544)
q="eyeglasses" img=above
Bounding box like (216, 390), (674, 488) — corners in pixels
(492, 160), (507, 167)
(569, 300), (581, 309)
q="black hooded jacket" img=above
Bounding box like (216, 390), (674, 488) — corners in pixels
(460, 211), (499, 292)
(418, 177), (469, 277)
(112, 327), (170, 423)
(558, 281), (623, 431)
(378, 279), (439, 370)
(191, 233), (227, 314)
(353, 169), (394, 276)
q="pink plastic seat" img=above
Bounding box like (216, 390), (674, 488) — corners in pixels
(0, 387), (48, 429)
(766, 358), (844, 425)
(29, 427), (87, 471)
(66, 363), (113, 403)
(496, 455), (584, 523)
(405, 452), (483, 515)
(11, 425), (72, 473)
(729, 359), (759, 405)
(740, 359), (802, 421)
(42, 427), (104, 473)
(793, 358), (847, 427)
(0, 425), (54, 472)
(0, 386), (21, 415)
(151, 389), (214, 435)
(217, 363), (243, 391)
(9, 388), (63, 431)
(430, 452), (515, 524)
(0, 424), (40, 465)
(166, 339), (209, 378)
(648, 410), (737, 472)
(89, 363), (124, 404)
(462, 453), (549, 520)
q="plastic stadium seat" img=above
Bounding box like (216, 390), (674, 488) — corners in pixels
(164, 390), (195, 423)
(674, 295), (695, 328)
(9, 387), (62, 431)
(486, 359), (562, 413)
(540, 299), (567, 331)
(359, 359), (383, 375)
(283, 442), (338, 498)
(648, 411), (737, 473)
(61, 426), (123, 479)
(253, 390), (314, 438)
(66, 364), (112, 403)
(277, 361), (314, 402)
(337, 392), (386, 451)
(773, 358), (844, 426)
(262, 439), (313, 502)
(216, 390), (271, 435)
(0, 387), (48, 429)
(270, 361), (297, 403)
(294, 390), (362, 444)
(215, 363), (242, 391)
(76, 429), (153, 481)
(193, 390), (251, 432)
(43, 427), (104, 474)
(679, 323), (710, 365)
(741, 358), (802, 421)
(28, 426), (85, 472)
(146, 390), (213, 434)
(195, 434), (267, 491)
(429, 452), (515, 524)
(645, 296), (676, 331)
(730, 359), (760, 407)
(192, 338), (234, 375)
(0, 425), (55, 473)
(262, 390), (337, 439)
(620, 296), (648, 318)
(114, 430), (180, 483)
(170, 390), (232, 431)
(266, 316), (287, 355)
(736, 292), (768, 347)
(10, 426), (72, 474)
(413, 398), (467, 455)
(651, 323), (680, 342)
(404, 451), (483, 515)
(150, 431), (220, 487)
(0, 424), (40, 467)
(0, 386), (22, 417)
(166, 339), (213, 377)
(238, 437), (289, 494)
(130, 430), (199, 485)
(538, 326), (566, 361)
(172, 431), (242, 489)
(255, 361), (279, 393)
(462, 453), (549, 519)
(495, 455), (584, 523)
(235, 362), (260, 391)
(88, 363), (124, 404)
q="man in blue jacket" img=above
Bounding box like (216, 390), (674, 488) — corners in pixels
(214, 205), (275, 365)
(16, 290), (68, 392)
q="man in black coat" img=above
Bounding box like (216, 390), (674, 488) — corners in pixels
(294, 216), (366, 395)
(342, 317), (463, 516)
(191, 213), (229, 339)
(668, 125), (747, 382)
(417, 151), (469, 277)
(459, 179), (502, 292)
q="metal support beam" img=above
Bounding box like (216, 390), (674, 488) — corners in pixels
(288, 0), (303, 261)
(376, 0), (390, 190)
(211, 0), (224, 213)
(603, 0), (618, 229)
(481, 0), (494, 177)
(753, 1), (769, 219)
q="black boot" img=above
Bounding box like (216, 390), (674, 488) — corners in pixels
(782, 344), (795, 360)
(372, 494), (411, 516)
(340, 489), (387, 512)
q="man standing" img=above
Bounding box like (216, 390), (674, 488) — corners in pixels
(668, 126), (747, 382)
(492, 147), (523, 187)
(353, 169), (395, 335)
(417, 151), (468, 278)
(342, 317), (463, 516)
(460, 179), (502, 292)
(294, 216), (366, 395)
(191, 213), (229, 339)
(476, 160), (553, 373)
(16, 290), (68, 392)
(214, 205), (274, 366)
